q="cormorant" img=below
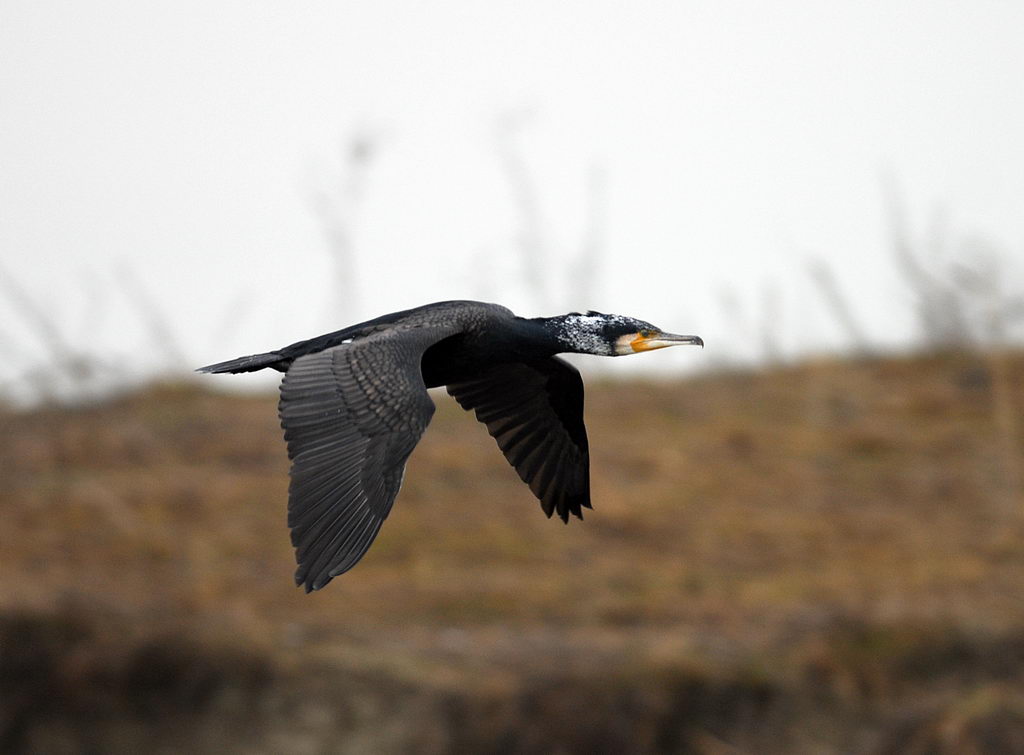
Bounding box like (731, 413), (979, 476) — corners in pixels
(198, 300), (703, 591)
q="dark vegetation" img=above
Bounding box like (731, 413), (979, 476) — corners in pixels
(2, 349), (1023, 753)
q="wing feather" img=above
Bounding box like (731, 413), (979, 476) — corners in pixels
(279, 324), (460, 591)
(447, 357), (590, 523)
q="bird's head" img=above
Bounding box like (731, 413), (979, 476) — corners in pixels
(549, 312), (704, 356)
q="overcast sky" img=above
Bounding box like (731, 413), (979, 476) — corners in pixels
(2, 1), (1023, 395)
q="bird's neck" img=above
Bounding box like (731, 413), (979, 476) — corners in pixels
(525, 315), (613, 356)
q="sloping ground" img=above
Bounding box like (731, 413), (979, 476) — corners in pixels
(1, 350), (1022, 753)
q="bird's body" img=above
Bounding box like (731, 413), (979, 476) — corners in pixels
(199, 300), (702, 591)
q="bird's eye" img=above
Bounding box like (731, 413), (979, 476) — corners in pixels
(639, 329), (652, 339)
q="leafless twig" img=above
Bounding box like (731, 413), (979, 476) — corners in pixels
(569, 163), (607, 309)
(308, 127), (382, 324)
(806, 258), (872, 356)
(495, 109), (551, 310)
(116, 262), (188, 370)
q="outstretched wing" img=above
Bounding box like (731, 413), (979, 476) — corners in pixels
(447, 357), (590, 522)
(279, 327), (456, 591)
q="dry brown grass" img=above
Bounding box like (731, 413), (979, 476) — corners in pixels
(2, 351), (1023, 753)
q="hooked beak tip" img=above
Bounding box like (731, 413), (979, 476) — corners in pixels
(669, 334), (703, 348)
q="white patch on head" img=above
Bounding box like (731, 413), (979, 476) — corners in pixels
(613, 333), (638, 355)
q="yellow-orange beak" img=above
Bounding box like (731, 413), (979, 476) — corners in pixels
(630, 332), (704, 352)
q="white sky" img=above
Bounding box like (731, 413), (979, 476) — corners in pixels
(2, 1), (1023, 395)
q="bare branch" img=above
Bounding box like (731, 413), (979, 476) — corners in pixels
(759, 279), (783, 365)
(0, 260), (74, 363)
(116, 262), (189, 370)
(806, 258), (872, 356)
(307, 127), (382, 323)
(495, 109), (550, 310)
(570, 163), (607, 309)
(881, 177), (975, 349)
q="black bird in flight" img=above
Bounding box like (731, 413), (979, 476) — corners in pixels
(198, 301), (703, 591)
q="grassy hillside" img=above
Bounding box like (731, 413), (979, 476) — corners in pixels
(2, 351), (1023, 753)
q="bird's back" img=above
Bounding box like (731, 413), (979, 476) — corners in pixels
(199, 300), (513, 374)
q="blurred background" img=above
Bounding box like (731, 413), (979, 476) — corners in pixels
(2, 1), (1023, 752)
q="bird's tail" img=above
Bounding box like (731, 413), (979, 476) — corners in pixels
(196, 351), (286, 374)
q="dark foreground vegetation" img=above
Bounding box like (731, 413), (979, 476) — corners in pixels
(2, 350), (1023, 753)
